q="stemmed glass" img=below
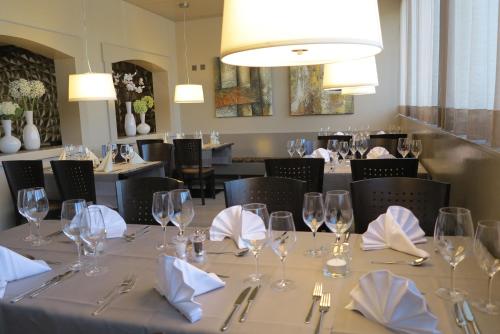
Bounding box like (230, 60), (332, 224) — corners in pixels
(80, 207), (107, 276)
(356, 137), (369, 159)
(324, 190), (353, 243)
(411, 139), (422, 159)
(23, 187), (50, 246)
(303, 192), (325, 257)
(286, 140), (295, 157)
(152, 191), (173, 251)
(240, 203), (269, 283)
(61, 199), (88, 269)
(120, 144), (133, 163)
(434, 207), (474, 301)
(17, 188), (36, 242)
(338, 141), (349, 166)
(269, 211), (297, 291)
(397, 138), (410, 158)
(295, 139), (306, 157)
(327, 139), (339, 166)
(168, 189), (195, 237)
(472, 220), (500, 314)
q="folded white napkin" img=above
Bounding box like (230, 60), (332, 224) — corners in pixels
(334, 131), (344, 135)
(96, 151), (113, 172)
(129, 152), (146, 164)
(155, 255), (225, 323)
(74, 205), (127, 238)
(366, 146), (391, 159)
(210, 205), (266, 249)
(310, 148), (330, 162)
(362, 206), (429, 258)
(346, 270), (440, 334)
(377, 130), (386, 134)
(0, 246), (51, 298)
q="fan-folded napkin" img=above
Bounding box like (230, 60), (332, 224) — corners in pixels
(96, 150), (113, 172)
(74, 205), (127, 238)
(309, 148), (330, 162)
(155, 255), (225, 323)
(210, 205), (266, 249)
(366, 146), (395, 159)
(376, 130), (386, 134)
(130, 152), (146, 164)
(362, 206), (429, 258)
(0, 246), (51, 298)
(346, 270), (441, 334)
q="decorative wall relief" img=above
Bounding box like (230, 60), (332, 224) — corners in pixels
(214, 57), (272, 118)
(112, 61), (156, 137)
(289, 65), (354, 116)
(0, 45), (61, 146)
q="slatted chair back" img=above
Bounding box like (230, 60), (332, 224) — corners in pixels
(265, 158), (324, 192)
(350, 158), (418, 181)
(173, 139), (202, 169)
(137, 139), (163, 158)
(141, 143), (173, 176)
(50, 160), (96, 204)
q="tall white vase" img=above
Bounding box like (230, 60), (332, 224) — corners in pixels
(0, 119), (21, 154)
(22, 110), (41, 150)
(124, 101), (136, 137)
(136, 113), (151, 135)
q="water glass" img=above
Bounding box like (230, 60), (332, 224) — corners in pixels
(303, 192), (325, 257)
(80, 207), (107, 277)
(411, 139), (422, 159)
(287, 140), (295, 157)
(434, 207), (474, 301)
(169, 189), (195, 237)
(120, 144), (133, 163)
(324, 190), (353, 243)
(295, 139), (306, 157)
(23, 187), (50, 246)
(61, 199), (88, 270)
(17, 188), (36, 242)
(339, 141), (349, 166)
(356, 137), (369, 159)
(152, 191), (172, 251)
(397, 138), (410, 158)
(327, 139), (339, 165)
(269, 211), (297, 291)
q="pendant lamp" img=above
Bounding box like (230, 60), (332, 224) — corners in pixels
(323, 56), (378, 95)
(220, 0), (383, 67)
(174, 1), (204, 103)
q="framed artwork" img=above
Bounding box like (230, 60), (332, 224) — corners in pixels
(289, 65), (354, 116)
(214, 57), (272, 117)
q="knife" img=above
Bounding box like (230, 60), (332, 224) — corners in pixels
(462, 301), (481, 334)
(454, 302), (470, 334)
(30, 270), (79, 298)
(220, 287), (251, 331)
(239, 285), (260, 322)
(10, 270), (74, 303)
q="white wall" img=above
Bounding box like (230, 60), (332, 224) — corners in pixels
(176, 0), (401, 134)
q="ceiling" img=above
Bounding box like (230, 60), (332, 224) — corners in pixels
(124, 0), (223, 21)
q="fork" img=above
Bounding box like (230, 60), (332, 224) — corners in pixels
(305, 282), (323, 323)
(92, 277), (137, 316)
(315, 293), (331, 334)
(96, 274), (135, 304)
(124, 226), (151, 241)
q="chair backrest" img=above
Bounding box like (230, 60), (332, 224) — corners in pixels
(50, 160), (96, 203)
(351, 177), (450, 235)
(264, 158), (324, 192)
(173, 139), (202, 170)
(141, 143), (173, 176)
(224, 176), (308, 231)
(137, 139), (163, 157)
(317, 135), (352, 148)
(115, 177), (184, 225)
(369, 133), (408, 140)
(350, 158), (418, 181)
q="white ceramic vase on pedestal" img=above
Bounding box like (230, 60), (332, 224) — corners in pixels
(124, 101), (136, 137)
(22, 110), (41, 150)
(136, 113), (151, 135)
(0, 119), (21, 154)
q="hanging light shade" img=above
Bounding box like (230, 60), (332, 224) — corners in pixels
(323, 56), (379, 90)
(341, 86), (377, 95)
(220, 0), (383, 67)
(68, 73), (116, 102)
(174, 84), (204, 103)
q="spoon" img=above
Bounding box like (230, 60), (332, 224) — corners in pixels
(207, 248), (249, 257)
(370, 257), (428, 266)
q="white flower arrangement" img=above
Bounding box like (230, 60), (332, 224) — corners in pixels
(112, 71), (146, 100)
(0, 101), (23, 120)
(8, 79), (46, 111)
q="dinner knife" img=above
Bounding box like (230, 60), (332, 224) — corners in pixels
(10, 270), (73, 303)
(30, 270), (79, 298)
(239, 285), (260, 322)
(454, 302), (470, 334)
(462, 301), (481, 334)
(220, 287), (251, 331)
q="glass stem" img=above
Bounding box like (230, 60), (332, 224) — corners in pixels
(255, 254), (260, 278)
(312, 231), (317, 252)
(450, 264), (456, 294)
(27, 219), (33, 236)
(162, 226), (168, 249)
(34, 220), (41, 241)
(93, 243), (99, 269)
(335, 233), (341, 244)
(281, 257), (286, 282)
(75, 241), (82, 264)
(487, 274), (494, 306)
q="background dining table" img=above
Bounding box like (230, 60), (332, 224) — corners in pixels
(0, 222), (498, 334)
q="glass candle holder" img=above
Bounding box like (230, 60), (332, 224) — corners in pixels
(323, 242), (351, 278)
(173, 235), (188, 259)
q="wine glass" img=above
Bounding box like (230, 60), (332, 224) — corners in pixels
(17, 188), (36, 242)
(472, 220), (500, 314)
(23, 187), (50, 246)
(434, 207), (474, 301)
(411, 139), (422, 159)
(295, 139), (306, 157)
(397, 138), (410, 158)
(356, 137), (369, 159)
(168, 189), (195, 237)
(152, 191), (173, 251)
(303, 192), (325, 257)
(120, 144), (132, 163)
(327, 139), (339, 165)
(286, 140), (295, 157)
(324, 190), (353, 243)
(240, 203), (269, 283)
(80, 207), (107, 276)
(61, 199), (87, 269)
(269, 211), (297, 291)
(338, 141), (350, 166)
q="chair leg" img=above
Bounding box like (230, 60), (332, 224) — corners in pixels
(200, 175), (205, 206)
(211, 174), (216, 199)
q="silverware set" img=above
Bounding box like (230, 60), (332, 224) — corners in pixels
(305, 282), (323, 323)
(92, 275), (137, 316)
(305, 282), (331, 334)
(455, 300), (481, 334)
(124, 226), (151, 242)
(220, 285), (260, 331)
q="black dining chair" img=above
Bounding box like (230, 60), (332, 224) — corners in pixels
(140, 143), (173, 177)
(350, 177), (450, 235)
(350, 158), (418, 181)
(115, 177), (184, 225)
(50, 160), (96, 204)
(136, 139), (163, 158)
(2, 160), (61, 224)
(317, 135), (352, 149)
(224, 176), (308, 231)
(265, 158), (324, 192)
(173, 139), (215, 205)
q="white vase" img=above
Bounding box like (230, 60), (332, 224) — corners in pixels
(136, 113), (151, 135)
(124, 101), (136, 137)
(22, 110), (41, 150)
(0, 119), (22, 154)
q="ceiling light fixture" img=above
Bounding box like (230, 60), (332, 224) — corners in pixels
(323, 56), (378, 95)
(174, 1), (204, 103)
(220, 0), (383, 67)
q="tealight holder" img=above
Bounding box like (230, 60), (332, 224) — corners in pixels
(323, 242), (351, 278)
(173, 235), (188, 259)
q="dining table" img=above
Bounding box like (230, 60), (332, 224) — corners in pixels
(0, 222), (498, 334)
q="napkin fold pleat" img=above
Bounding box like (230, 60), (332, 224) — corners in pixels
(310, 148), (330, 162)
(96, 151), (113, 172)
(130, 153), (146, 164)
(366, 146), (392, 159)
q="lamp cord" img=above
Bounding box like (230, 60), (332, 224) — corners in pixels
(82, 0), (93, 73)
(183, 8), (190, 84)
